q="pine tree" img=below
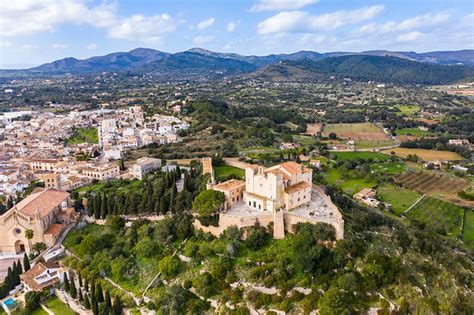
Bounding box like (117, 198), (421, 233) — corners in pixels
(64, 273), (70, 292)
(112, 296), (123, 315)
(70, 275), (77, 299)
(84, 294), (91, 309)
(105, 290), (112, 309)
(96, 282), (104, 303)
(23, 253), (30, 271)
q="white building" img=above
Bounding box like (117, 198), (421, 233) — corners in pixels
(130, 157), (162, 179)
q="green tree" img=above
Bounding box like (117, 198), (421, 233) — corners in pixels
(112, 296), (123, 315)
(24, 229), (34, 253)
(159, 256), (181, 279)
(84, 294), (91, 309)
(96, 282), (104, 303)
(105, 290), (112, 310)
(192, 190), (225, 216)
(64, 273), (70, 292)
(70, 275), (77, 299)
(24, 291), (41, 311)
(23, 253), (30, 271)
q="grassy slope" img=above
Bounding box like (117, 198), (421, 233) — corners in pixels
(214, 165), (245, 181)
(44, 296), (76, 315)
(378, 184), (422, 215)
(462, 210), (474, 250)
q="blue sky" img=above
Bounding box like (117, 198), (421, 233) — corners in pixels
(0, 0), (473, 68)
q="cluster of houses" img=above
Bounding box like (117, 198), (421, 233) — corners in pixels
(0, 106), (188, 199)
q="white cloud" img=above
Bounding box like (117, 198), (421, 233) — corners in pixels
(227, 21), (239, 32)
(52, 43), (69, 49)
(86, 43), (97, 50)
(397, 31), (422, 42)
(197, 17), (215, 30)
(0, 0), (177, 44)
(0, 0), (117, 37)
(108, 14), (176, 44)
(257, 5), (384, 35)
(356, 12), (450, 35)
(193, 35), (214, 45)
(250, 0), (319, 12)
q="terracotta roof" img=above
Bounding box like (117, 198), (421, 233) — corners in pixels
(213, 179), (245, 192)
(15, 188), (69, 218)
(285, 181), (311, 194)
(44, 223), (65, 237)
(279, 161), (311, 175)
(20, 261), (61, 291)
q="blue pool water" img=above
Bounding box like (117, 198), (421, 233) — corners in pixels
(3, 298), (16, 308)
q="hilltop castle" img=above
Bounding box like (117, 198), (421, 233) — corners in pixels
(198, 159), (344, 240)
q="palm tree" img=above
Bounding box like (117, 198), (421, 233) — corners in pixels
(24, 229), (34, 253)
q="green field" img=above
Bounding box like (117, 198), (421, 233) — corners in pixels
(331, 151), (391, 161)
(370, 162), (406, 175)
(377, 184), (422, 215)
(397, 128), (433, 137)
(214, 165), (245, 181)
(355, 139), (397, 149)
(44, 296), (76, 315)
(462, 210), (474, 250)
(396, 105), (421, 116)
(406, 197), (465, 238)
(323, 167), (377, 195)
(66, 127), (98, 145)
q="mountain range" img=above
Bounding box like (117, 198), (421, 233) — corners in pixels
(1, 48), (474, 84)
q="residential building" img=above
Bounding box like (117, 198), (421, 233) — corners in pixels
(130, 157), (162, 180)
(20, 261), (67, 292)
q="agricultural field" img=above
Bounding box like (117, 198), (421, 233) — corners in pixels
(214, 165), (245, 181)
(303, 123), (322, 135)
(377, 184), (422, 215)
(396, 128), (434, 137)
(331, 151), (391, 161)
(322, 122), (390, 142)
(382, 147), (463, 161)
(462, 210), (474, 250)
(406, 197), (465, 238)
(395, 171), (467, 195)
(66, 127), (98, 144)
(395, 105), (420, 116)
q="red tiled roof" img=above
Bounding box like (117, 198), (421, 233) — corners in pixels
(15, 188), (69, 218)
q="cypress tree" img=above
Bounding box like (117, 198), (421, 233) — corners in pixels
(84, 294), (91, 309)
(63, 273), (70, 292)
(78, 272), (83, 288)
(96, 282), (104, 303)
(100, 193), (108, 219)
(16, 259), (23, 275)
(87, 196), (94, 216)
(94, 194), (101, 219)
(112, 296), (123, 315)
(78, 288), (83, 302)
(23, 253), (30, 271)
(84, 276), (89, 292)
(70, 275), (77, 299)
(6, 267), (13, 290)
(91, 294), (99, 315)
(105, 290), (112, 309)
